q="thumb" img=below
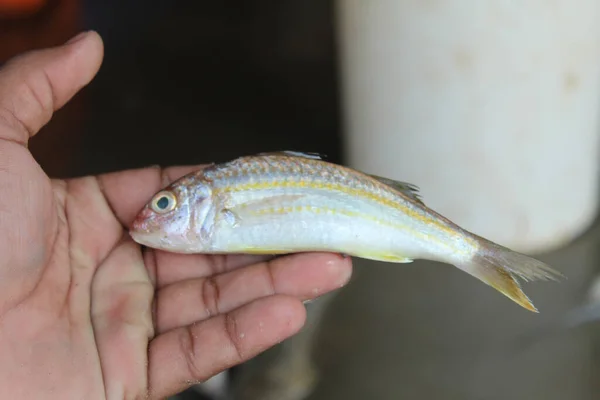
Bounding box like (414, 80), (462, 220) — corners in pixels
(0, 31), (103, 145)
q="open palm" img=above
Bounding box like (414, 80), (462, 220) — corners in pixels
(0, 32), (352, 399)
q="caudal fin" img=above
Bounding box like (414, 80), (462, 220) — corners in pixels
(457, 239), (565, 312)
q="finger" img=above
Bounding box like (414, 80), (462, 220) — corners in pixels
(148, 295), (306, 399)
(92, 240), (155, 398)
(147, 249), (274, 288)
(96, 164), (208, 228)
(155, 252), (352, 333)
(0, 31), (103, 144)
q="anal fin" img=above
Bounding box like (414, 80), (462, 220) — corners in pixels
(357, 251), (414, 263)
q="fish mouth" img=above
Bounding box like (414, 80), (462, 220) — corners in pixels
(129, 213), (161, 247)
(129, 229), (193, 253)
(129, 229), (154, 247)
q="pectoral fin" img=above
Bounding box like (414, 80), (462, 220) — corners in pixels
(220, 194), (307, 225)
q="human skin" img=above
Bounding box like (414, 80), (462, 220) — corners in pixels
(0, 31), (352, 399)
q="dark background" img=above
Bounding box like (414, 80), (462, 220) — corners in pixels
(1, 0), (343, 177)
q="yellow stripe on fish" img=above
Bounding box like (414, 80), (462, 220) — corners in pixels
(218, 179), (471, 246)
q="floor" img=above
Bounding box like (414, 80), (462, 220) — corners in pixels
(3, 1), (600, 399)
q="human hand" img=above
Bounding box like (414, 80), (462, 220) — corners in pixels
(0, 31), (352, 399)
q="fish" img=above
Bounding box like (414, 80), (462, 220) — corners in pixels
(129, 150), (564, 312)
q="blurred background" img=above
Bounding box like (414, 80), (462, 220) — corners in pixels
(2, 1), (600, 399)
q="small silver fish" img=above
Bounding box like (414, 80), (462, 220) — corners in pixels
(130, 151), (564, 312)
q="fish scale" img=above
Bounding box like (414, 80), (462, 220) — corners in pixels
(130, 151), (564, 313)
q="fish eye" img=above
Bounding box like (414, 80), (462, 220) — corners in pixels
(150, 191), (177, 213)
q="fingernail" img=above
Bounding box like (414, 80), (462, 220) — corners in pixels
(66, 31), (90, 45)
(335, 261), (353, 287)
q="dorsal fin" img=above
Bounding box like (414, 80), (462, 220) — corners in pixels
(368, 173), (425, 205)
(254, 151), (423, 204)
(257, 150), (327, 160)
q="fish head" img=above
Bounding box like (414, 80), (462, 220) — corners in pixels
(129, 177), (213, 252)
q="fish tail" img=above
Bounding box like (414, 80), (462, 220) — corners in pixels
(456, 237), (565, 313)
